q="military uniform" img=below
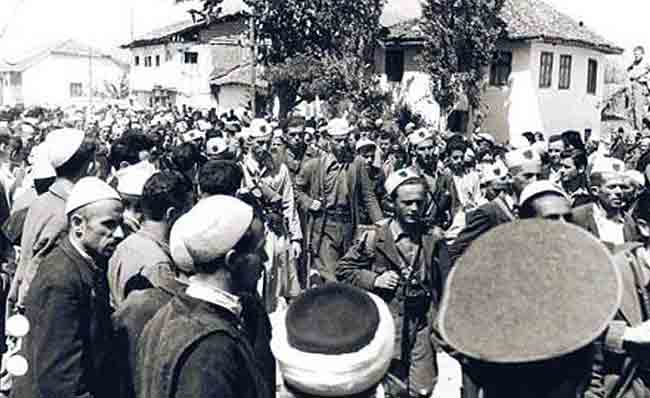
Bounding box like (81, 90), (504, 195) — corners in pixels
(336, 218), (451, 397)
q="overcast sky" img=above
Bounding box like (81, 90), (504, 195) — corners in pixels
(0, 0), (647, 62)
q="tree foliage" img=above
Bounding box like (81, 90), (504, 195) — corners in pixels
(418, 0), (506, 115)
(242, 0), (387, 116)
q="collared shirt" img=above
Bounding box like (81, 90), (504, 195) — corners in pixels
(452, 169), (483, 211)
(323, 154), (350, 210)
(592, 202), (625, 246)
(185, 277), (242, 318)
(389, 220), (422, 275)
(69, 236), (96, 265)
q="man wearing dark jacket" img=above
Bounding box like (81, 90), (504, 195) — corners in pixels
(295, 118), (383, 283)
(337, 168), (450, 398)
(11, 177), (124, 398)
(136, 195), (274, 398)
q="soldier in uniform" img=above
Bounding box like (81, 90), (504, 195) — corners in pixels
(439, 220), (623, 398)
(629, 46), (650, 130)
(295, 118), (383, 283)
(337, 168), (451, 398)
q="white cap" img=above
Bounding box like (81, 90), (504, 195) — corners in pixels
(65, 177), (122, 215)
(590, 156), (625, 176)
(45, 128), (85, 168)
(355, 138), (376, 152)
(504, 147), (542, 174)
(182, 129), (205, 143)
(170, 195), (254, 274)
(248, 118), (272, 140)
(519, 180), (570, 208)
(480, 160), (509, 185)
(206, 137), (229, 157)
(31, 143), (56, 180)
(385, 168), (421, 197)
(197, 119), (213, 131)
(327, 118), (352, 137)
(408, 129), (433, 146)
(116, 162), (157, 196)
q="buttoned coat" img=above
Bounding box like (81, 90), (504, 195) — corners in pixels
(295, 156), (383, 251)
(10, 237), (116, 398)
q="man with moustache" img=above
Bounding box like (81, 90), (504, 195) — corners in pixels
(11, 177), (125, 398)
(296, 118), (383, 284)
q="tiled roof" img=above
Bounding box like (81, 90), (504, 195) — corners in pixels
(122, 0), (250, 48)
(0, 39), (127, 72)
(384, 0), (623, 55)
(209, 63), (267, 88)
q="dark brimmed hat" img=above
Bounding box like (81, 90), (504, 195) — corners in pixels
(439, 220), (621, 364)
(272, 283), (395, 396)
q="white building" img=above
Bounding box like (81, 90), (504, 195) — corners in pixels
(0, 39), (128, 107)
(377, 0), (624, 143)
(122, 9), (267, 112)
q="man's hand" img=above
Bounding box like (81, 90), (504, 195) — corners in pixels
(623, 321), (650, 345)
(291, 241), (302, 259)
(374, 271), (400, 290)
(309, 200), (322, 212)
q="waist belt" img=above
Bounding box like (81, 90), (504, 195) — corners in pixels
(323, 208), (352, 222)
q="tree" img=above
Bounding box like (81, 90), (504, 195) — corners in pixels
(242, 0), (386, 117)
(418, 0), (506, 118)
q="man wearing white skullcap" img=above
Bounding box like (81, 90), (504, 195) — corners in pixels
(136, 195), (275, 398)
(295, 117), (383, 284)
(11, 177), (124, 398)
(8, 128), (96, 313)
(240, 118), (302, 312)
(571, 157), (639, 248)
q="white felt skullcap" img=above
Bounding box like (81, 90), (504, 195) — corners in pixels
(65, 177), (122, 215)
(248, 118), (272, 140)
(519, 180), (570, 208)
(355, 138), (376, 152)
(385, 168), (421, 197)
(170, 195), (254, 274)
(197, 119), (213, 131)
(408, 129), (433, 146)
(45, 128), (85, 169)
(30, 143), (56, 180)
(327, 118), (351, 137)
(590, 156), (625, 177)
(206, 137), (229, 157)
(504, 146), (542, 174)
(116, 162), (157, 196)
(480, 160), (509, 185)
(182, 129), (205, 143)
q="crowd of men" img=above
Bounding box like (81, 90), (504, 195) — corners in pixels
(0, 98), (650, 398)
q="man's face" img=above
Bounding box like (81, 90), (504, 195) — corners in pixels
(511, 169), (540, 196)
(329, 134), (349, 158)
(548, 141), (565, 166)
(271, 137), (285, 154)
(286, 127), (303, 149)
(559, 157), (581, 184)
(358, 147), (375, 167)
(449, 149), (465, 173)
(74, 199), (125, 259)
(232, 218), (268, 293)
(635, 49), (644, 62)
(415, 139), (437, 168)
(594, 177), (629, 211)
(529, 194), (572, 221)
(252, 137), (271, 160)
(394, 183), (426, 226)
(378, 138), (391, 155)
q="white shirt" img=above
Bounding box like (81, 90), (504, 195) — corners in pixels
(592, 203), (625, 246)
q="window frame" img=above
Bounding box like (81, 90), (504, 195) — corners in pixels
(558, 54), (572, 90)
(155, 54), (160, 67)
(134, 55), (140, 67)
(587, 59), (598, 95)
(70, 82), (83, 98)
(144, 56), (152, 67)
(183, 51), (198, 64)
(489, 51), (512, 87)
(539, 51), (554, 88)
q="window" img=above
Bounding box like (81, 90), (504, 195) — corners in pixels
(70, 82), (83, 97)
(539, 52), (554, 88)
(144, 56), (152, 67)
(489, 51), (512, 86)
(184, 51), (198, 64)
(134, 56), (140, 66)
(558, 55), (572, 89)
(587, 59), (598, 94)
(385, 49), (405, 82)
(155, 55), (160, 67)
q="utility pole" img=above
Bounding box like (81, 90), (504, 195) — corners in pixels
(250, 14), (257, 117)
